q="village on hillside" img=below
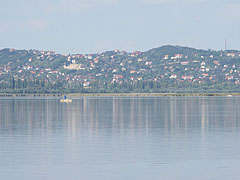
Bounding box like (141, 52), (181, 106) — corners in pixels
(0, 46), (240, 93)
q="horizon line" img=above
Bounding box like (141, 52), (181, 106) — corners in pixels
(1, 45), (239, 55)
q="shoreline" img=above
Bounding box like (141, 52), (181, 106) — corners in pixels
(0, 93), (239, 97)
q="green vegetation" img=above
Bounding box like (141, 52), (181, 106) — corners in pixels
(1, 45), (240, 94)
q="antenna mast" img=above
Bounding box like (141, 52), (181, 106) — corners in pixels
(225, 37), (227, 51)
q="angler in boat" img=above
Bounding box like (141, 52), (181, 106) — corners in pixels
(60, 95), (72, 103)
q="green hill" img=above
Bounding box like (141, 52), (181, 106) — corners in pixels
(0, 46), (240, 93)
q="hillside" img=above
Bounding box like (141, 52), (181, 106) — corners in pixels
(0, 45), (240, 93)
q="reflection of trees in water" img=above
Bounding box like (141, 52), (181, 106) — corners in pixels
(0, 99), (62, 133)
(0, 97), (240, 135)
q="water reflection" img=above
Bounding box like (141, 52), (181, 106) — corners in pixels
(0, 97), (240, 135)
(0, 97), (240, 180)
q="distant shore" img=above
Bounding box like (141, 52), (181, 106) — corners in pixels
(0, 93), (239, 97)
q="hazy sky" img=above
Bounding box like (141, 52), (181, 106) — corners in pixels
(1, 0), (240, 54)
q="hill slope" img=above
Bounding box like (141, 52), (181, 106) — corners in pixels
(0, 46), (240, 93)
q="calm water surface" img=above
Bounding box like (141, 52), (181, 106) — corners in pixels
(0, 97), (240, 180)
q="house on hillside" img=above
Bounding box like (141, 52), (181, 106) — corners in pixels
(182, 75), (194, 80)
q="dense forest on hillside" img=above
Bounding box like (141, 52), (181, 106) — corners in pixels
(1, 45), (240, 93)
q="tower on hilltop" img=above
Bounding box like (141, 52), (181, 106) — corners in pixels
(225, 37), (227, 51)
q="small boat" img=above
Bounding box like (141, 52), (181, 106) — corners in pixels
(60, 96), (72, 103)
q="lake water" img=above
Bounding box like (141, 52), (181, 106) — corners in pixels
(0, 96), (240, 180)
